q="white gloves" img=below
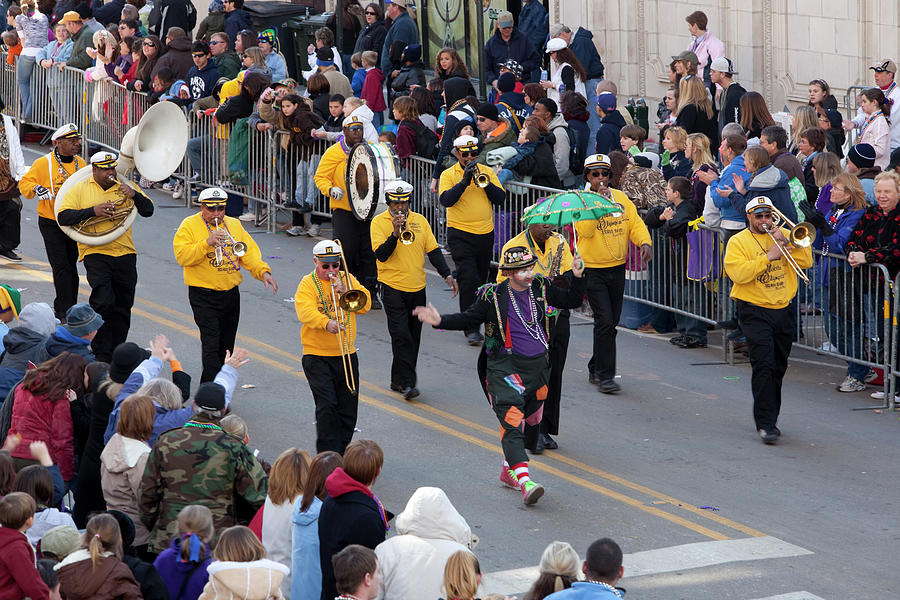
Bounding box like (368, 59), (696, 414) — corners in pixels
(34, 185), (51, 201)
(329, 187), (344, 200)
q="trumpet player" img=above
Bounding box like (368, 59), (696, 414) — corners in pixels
(438, 134), (505, 346)
(173, 187), (277, 382)
(496, 222), (573, 453)
(18, 123), (86, 320)
(723, 196), (813, 445)
(295, 239), (371, 454)
(56, 151), (154, 362)
(371, 181), (458, 399)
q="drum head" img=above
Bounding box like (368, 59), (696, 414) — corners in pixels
(346, 142), (402, 221)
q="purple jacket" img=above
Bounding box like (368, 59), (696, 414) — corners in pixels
(153, 537), (212, 600)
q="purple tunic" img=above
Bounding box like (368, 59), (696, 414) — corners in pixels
(506, 288), (548, 357)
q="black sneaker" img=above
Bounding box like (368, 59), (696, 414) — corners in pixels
(669, 335), (688, 347)
(466, 331), (483, 346)
(0, 250), (22, 262)
(403, 386), (420, 400)
(681, 336), (707, 349)
(758, 428), (780, 444)
(598, 379), (621, 394)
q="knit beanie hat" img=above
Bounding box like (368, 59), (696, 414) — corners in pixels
(848, 143), (876, 169)
(498, 72), (516, 93)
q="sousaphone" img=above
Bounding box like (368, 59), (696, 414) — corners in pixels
(55, 101), (189, 246)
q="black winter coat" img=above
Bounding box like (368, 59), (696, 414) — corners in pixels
(73, 380), (117, 527)
(354, 20), (387, 64)
(149, 0), (197, 38)
(514, 138), (563, 189)
(676, 103), (719, 149)
(717, 81), (746, 133)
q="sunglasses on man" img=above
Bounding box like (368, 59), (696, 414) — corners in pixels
(318, 262), (341, 270)
(205, 204), (227, 211)
(458, 150), (479, 158)
(588, 169), (610, 178)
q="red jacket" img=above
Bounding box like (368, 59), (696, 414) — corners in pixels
(361, 67), (387, 112)
(0, 527), (50, 600)
(10, 382), (75, 481)
(395, 120), (419, 160)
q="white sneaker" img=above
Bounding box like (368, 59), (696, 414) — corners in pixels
(286, 225), (305, 236)
(869, 390), (900, 401)
(305, 223), (320, 237)
(820, 341), (837, 352)
(172, 182), (185, 199)
(837, 375), (867, 393)
(162, 182), (176, 192)
(189, 172), (200, 182)
(864, 369), (878, 383)
(238, 211), (255, 222)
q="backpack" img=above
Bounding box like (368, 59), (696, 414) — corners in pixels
(404, 120), (439, 160)
(553, 122), (585, 178)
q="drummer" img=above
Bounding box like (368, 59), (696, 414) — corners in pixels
(313, 115), (380, 309)
(370, 181), (458, 399)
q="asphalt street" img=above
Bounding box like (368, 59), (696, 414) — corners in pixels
(5, 144), (899, 599)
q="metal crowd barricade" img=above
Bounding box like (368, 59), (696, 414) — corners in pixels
(258, 132), (331, 233)
(0, 52), (19, 121)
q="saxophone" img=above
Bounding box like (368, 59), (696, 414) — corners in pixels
(548, 232), (564, 278)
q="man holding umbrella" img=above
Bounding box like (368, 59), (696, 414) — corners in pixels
(574, 154), (652, 394)
(497, 220), (573, 454)
(414, 245), (586, 506)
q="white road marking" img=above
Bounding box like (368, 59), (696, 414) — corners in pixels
(749, 593), (827, 600)
(481, 536), (812, 594)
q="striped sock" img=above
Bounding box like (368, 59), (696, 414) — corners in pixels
(503, 460), (511, 470)
(513, 462), (530, 485)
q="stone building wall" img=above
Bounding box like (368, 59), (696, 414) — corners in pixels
(552, 0), (899, 122)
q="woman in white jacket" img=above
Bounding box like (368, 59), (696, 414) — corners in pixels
(374, 487), (478, 600)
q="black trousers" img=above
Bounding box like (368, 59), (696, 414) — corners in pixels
(332, 209), (377, 292)
(0, 199), (20, 252)
(381, 284), (425, 389)
(189, 286), (241, 382)
(585, 264), (626, 381)
(39, 217), (80, 319)
(447, 227), (493, 334)
(83, 253), (137, 362)
(302, 353), (359, 454)
(738, 301), (794, 430)
(524, 311), (570, 446)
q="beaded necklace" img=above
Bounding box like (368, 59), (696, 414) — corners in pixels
(509, 286), (549, 348)
(203, 218), (239, 271)
(585, 580), (624, 598)
(525, 231), (551, 273)
(312, 273), (351, 330)
(859, 111), (883, 141)
(185, 420), (223, 431)
(54, 148), (77, 184)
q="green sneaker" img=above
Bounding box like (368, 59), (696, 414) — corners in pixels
(521, 480), (544, 505)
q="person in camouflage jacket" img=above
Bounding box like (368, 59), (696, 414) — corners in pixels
(139, 348), (268, 553)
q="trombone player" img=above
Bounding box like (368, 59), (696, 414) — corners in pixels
(723, 196), (813, 445)
(173, 187), (278, 382)
(55, 151), (154, 362)
(371, 181), (458, 399)
(295, 239), (371, 454)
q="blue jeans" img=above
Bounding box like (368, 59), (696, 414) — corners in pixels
(585, 77), (604, 155)
(372, 110), (384, 130)
(17, 54), (36, 120)
(619, 278), (653, 329)
(187, 135), (205, 175)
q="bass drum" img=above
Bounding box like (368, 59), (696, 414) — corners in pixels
(345, 142), (403, 221)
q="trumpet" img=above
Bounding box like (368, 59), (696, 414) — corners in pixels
(761, 207), (815, 283)
(475, 171), (491, 188)
(329, 239), (366, 395)
(212, 218), (246, 266)
(390, 208), (415, 245)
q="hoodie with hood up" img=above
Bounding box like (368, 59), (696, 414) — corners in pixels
(55, 549), (142, 600)
(318, 468), (388, 600)
(153, 36), (194, 82)
(727, 164), (798, 223)
(432, 77), (477, 181)
(321, 104), (379, 144)
(198, 559), (289, 600)
(101, 434), (153, 546)
(0, 302), (57, 397)
(375, 487), (476, 600)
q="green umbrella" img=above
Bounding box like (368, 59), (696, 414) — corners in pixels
(522, 190), (622, 227)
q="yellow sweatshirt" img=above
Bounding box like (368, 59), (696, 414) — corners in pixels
(370, 210), (439, 292)
(173, 213), (271, 290)
(724, 227), (813, 309)
(497, 230), (573, 282)
(314, 140), (351, 212)
(295, 270), (371, 356)
(18, 152), (87, 220)
(438, 162), (502, 235)
(573, 189), (651, 268)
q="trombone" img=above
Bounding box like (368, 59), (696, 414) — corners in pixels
(390, 208), (414, 245)
(761, 207), (816, 283)
(329, 240), (366, 395)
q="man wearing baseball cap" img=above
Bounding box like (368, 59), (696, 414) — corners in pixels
(709, 57), (746, 133)
(314, 115), (380, 308)
(848, 59), (900, 150)
(173, 187), (277, 382)
(723, 196), (812, 444)
(295, 239), (372, 454)
(55, 151), (154, 362)
(484, 10), (539, 88)
(19, 124), (87, 321)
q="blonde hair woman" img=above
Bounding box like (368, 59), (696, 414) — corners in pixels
(440, 550), (481, 600)
(686, 133), (719, 212)
(199, 526), (289, 600)
(661, 125), (690, 180)
(675, 75), (717, 146)
(789, 105), (819, 157)
(525, 541), (580, 600)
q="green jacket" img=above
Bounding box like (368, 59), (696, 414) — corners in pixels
(476, 119), (517, 165)
(215, 50), (241, 80)
(139, 415), (268, 552)
(67, 25), (95, 71)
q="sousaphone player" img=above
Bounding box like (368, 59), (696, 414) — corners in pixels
(55, 151), (153, 362)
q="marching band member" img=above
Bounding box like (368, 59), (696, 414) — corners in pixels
(438, 134), (505, 346)
(55, 151), (154, 362)
(724, 196), (812, 444)
(370, 181), (458, 399)
(497, 222), (573, 453)
(313, 115), (381, 308)
(414, 246), (586, 506)
(295, 239), (372, 454)
(173, 187), (278, 382)
(574, 154), (652, 395)
(18, 123), (86, 321)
